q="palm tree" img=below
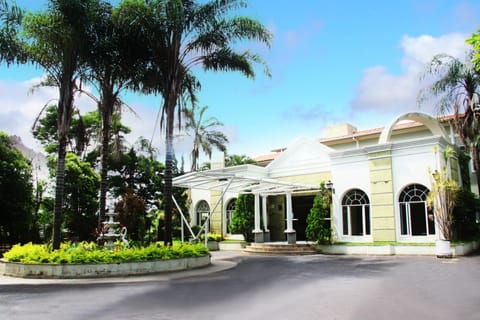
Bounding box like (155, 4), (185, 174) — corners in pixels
(117, 0), (271, 245)
(22, 0), (95, 249)
(0, 0), (25, 65)
(225, 154), (257, 167)
(79, 0), (138, 223)
(419, 52), (480, 194)
(184, 105), (228, 171)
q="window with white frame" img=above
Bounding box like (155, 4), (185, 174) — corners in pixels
(398, 184), (435, 236)
(196, 200), (210, 230)
(342, 189), (371, 236)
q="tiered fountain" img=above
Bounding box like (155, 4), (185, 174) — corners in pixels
(98, 205), (121, 249)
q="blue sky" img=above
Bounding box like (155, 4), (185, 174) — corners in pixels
(1, 0), (480, 167)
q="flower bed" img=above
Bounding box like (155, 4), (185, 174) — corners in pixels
(0, 242), (211, 278)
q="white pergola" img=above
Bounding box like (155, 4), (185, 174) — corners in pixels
(172, 165), (319, 244)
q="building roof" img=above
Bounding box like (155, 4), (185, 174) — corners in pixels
(254, 113), (456, 164)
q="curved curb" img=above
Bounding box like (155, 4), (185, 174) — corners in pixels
(0, 255), (210, 279)
(0, 258), (238, 285)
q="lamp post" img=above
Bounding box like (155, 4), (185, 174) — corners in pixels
(326, 180), (334, 194)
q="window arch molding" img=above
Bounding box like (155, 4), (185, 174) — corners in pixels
(195, 200), (210, 229)
(225, 198), (237, 234)
(341, 188), (371, 236)
(398, 183), (435, 237)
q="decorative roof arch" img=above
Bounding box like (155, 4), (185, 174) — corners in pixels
(378, 112), (449, 144)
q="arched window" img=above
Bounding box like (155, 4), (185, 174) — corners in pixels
(226, 198), (236, 234)
(196, 200), (210, 230)
(342, 189), (370, 236)
(399, 184), (434, 236)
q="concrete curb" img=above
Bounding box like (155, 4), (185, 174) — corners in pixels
(1, 255), (211, 279)
(0, 255), (238, 285)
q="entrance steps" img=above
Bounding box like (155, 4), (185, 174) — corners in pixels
(243, 242), (318, 255)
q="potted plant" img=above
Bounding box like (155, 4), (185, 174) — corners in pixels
(427, 167), (460, 258)
(200, 233), (222, 251)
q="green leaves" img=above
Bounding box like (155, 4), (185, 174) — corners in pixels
(0, 132), (33, 243)
(230, 194), (254, 242)
(306, 182), (332, 244)
(3, 241), (209, 264)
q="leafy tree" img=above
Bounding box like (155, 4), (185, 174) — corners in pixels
(453, 188), (480, 241)
(230, 194), (254, 242)
(116, 0), (271, 245)
(22, 0), (97, 249)
(109, 137), (164, 210)
(115, 191), (147, 243)
(418, 52), (480, 194)
(306, 183), (332, 244)
(0, 0), (25, 65)
(467, 29), (480, 69)
(184, 105), (228, 171)
(48, 153), (100, 241)
(0, 132), (33, 244)
(33, 105), (101, 158)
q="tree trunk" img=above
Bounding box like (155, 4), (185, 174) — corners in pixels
(99, 110), (111, 226)
(52, 139), (67, 250)
(98, 88), (114, 226)
(163, 125), (174, 246)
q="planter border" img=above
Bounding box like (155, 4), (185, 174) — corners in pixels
(0, 255), (211, 279)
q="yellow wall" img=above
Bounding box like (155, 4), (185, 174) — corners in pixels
(209, 191), (222, 234)
(368, 151), (396, 241)
(278, 172), (331, 185)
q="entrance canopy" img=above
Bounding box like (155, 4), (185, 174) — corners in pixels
(173, 165), (319, 195)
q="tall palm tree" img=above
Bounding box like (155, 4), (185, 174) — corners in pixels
(117, 0), (271, 245)
(79, 0), (138, 223)
(0, 0), (25, 65)
(419, 52), (480, 194)
(184, 105), (228, 172)
(22, 0), (95, 249)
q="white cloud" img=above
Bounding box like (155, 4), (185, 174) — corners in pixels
(0, 77), (232, 170)
(0, 78), (97, 152)
(351, 33), (470, 116)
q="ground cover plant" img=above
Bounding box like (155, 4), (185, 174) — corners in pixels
(2, 241), (209, 264)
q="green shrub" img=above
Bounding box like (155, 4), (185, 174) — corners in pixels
(230, 194), (254, 242)
(200, 233), (222, 242)
(453, 189), (480, 241)
(306, 182), (332, 244)
(3, 241), (209, 264)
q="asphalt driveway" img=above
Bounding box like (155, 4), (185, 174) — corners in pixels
(1, 252), (479, 320)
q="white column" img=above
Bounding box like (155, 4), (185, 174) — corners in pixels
(262, 195), (269, 231)
(285, 192), (294, 232)
(253, 193), (262, 232)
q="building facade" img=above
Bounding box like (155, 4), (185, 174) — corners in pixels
(174, 112), (473, 244)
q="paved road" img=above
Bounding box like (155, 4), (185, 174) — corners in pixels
(1, 252), (479, 320)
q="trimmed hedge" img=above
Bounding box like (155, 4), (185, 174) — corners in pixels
(3, 242), (209, 264)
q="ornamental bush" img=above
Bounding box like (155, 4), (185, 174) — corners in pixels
(230, 194), (254, 242)
(3, 241), (209, 264)
(306, 182), (332, 244)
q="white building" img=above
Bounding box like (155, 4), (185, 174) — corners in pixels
(174, 112), (474, 245)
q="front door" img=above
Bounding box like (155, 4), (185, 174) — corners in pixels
(292, 196), (315, 241)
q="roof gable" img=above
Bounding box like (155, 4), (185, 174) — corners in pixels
(266, 137), (333, 175)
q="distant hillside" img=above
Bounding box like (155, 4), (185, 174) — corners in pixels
(10, 135), (49, 181)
